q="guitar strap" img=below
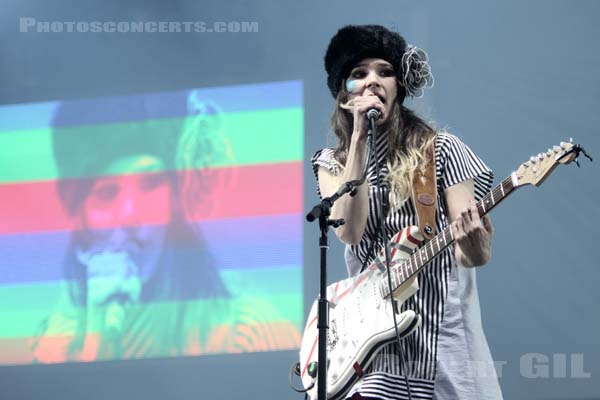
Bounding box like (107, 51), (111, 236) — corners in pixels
(411, 139), (437, 240)
(359, 138), (438, 273)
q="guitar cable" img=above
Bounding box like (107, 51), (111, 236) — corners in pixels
(289, 361), (313, 395)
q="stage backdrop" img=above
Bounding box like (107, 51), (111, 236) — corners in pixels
(0, 81), (303, 365)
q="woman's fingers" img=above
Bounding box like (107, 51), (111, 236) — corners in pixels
(482, 215), (494, 234)
(355, 95), (385, 116)
(452, 217), (465, 240)
(459, 200), (484, 234)
(342, 95), (385, 118)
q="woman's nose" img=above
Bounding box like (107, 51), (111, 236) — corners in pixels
(118, 198), (135, 224)
(117, 191), (141, 225)
(365, 71), (382, 89)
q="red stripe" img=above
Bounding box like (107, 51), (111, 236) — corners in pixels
(0, 162), (302, 235)
(306, 315), (317, 330)
(337, 287), (351, 301)
(389, 229), (403, 260)
(406, 226), (421, 245)
(359, 229), (404, 277)
(336, 267), (372, 303)
(328, 281), (340, 303)
(353, 362), (365, 377)
(301, 336), (319, 378)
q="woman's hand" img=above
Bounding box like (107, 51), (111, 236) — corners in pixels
(317, 94), (385, 245)
(451, 199), (494, 267)
(445, 180), (494, 267)
(341, 94), (386, 141)
(81, 251), (142, 307)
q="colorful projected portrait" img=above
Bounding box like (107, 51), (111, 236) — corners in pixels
(0, 81), (303, 364)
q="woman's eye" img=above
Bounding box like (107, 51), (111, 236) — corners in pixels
(350, 70), (365, 79)
(380, 68), (395, 77)
(140, 173), (168, 191)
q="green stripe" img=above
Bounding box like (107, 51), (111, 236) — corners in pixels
(220, 266), (302, 297)
(0, 107), (303, 184)
(0, 267), (302, 338)
(0, 267), (301, 310)
(0, 294), (301, 338)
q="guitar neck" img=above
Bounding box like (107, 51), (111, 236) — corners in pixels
(381, 173), (519, 298)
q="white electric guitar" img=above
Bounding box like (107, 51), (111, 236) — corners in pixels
(299, 141), (588, 400)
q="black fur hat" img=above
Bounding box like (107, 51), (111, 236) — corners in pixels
(325, 25), (407, 98)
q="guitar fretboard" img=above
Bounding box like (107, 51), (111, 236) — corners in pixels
(380, 175), (518, 298)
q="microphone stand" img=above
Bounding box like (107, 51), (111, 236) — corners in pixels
(305, 113), (377, 399)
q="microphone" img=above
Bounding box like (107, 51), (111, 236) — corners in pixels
(366, 109), (381, 121)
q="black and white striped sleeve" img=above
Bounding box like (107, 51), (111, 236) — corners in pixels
(311, 148), (342, 199)
(436, 132), (494, 201)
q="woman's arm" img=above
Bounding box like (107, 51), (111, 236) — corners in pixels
(317, 135), (369, 244)
(444, 179), (494, 267)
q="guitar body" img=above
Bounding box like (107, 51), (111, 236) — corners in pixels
(299, 227), (424, 400)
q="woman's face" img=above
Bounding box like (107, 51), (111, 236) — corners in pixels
(79, 154), (172, 282)
(346, 58), (398, 124)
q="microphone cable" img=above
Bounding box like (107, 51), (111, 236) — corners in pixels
(370, 113), (414, 400)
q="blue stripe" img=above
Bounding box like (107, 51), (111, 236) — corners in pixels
(0, 80), (303, 132)
(0, 214), (302, 285)
(0, 101), (59, 133)
(197, 213), (302, 248)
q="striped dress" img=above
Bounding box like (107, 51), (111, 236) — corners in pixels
(311, 132), (501, 400)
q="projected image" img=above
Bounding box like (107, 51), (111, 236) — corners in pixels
(0, 81), (303, 364)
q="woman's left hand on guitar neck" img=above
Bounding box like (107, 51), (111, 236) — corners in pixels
(445, 179), (494, 267)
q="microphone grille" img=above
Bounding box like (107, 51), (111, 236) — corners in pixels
(366, 109), (381, 120)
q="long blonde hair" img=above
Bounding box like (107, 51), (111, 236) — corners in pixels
(330, 79), (436, 209)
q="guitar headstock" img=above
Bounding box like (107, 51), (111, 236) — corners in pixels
(514, 140), (583, 187)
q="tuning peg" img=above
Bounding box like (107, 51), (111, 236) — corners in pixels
(553, 145), (561, 152)
(530, 156), (537, 164)
(579, 145), (593, 162)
